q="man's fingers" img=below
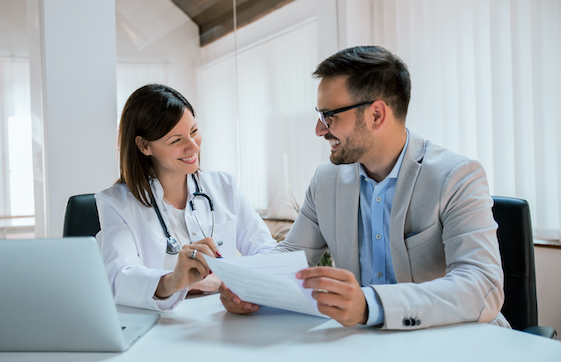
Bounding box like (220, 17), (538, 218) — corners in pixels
(219, 295), (259, 314)
(218, 283), (260, 314)
(311, 288), (355, 311)
(219, 283), (241, 304)
(302, 275), (356, 298)
(245, 303), (259, 312)
(315, 303), (357, 327)
(296, 266), (354, 282)
(220, 297), (247, 314)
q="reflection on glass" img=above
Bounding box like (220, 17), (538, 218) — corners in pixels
(8, 116), (35, 216)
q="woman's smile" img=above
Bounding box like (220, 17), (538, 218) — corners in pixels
(179, 154), (197, 164)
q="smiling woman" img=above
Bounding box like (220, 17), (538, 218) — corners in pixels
(94, 84), (277, 312)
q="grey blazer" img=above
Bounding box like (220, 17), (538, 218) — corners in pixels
(275, 131), (509, 330)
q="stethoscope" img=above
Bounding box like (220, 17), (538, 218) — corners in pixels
(151, 173), (217, 255)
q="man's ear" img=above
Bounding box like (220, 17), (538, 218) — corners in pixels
(135, 136), (151, 156)
(368, 100), (387, 130)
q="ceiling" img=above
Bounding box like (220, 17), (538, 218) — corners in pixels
(171, 0), (294, 46)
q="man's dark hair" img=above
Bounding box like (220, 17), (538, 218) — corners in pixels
(313, 46), (411, 122)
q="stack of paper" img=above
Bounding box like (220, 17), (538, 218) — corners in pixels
(203, 251), (328, 318)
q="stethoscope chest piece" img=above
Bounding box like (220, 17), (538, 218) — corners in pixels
(166, 237), (181, 255)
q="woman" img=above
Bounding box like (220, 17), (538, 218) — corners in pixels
(96, 84), (277, 311)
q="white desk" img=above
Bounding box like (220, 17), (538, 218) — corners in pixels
(2, 293), (560, 362)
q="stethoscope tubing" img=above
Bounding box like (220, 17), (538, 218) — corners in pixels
(190, 175), (215, 239)
(151, 173), (215, 254)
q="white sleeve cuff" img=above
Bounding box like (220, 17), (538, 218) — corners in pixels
(361, 286), (385, 326)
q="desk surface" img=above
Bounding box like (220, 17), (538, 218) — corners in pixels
(2, 293), (561, 362)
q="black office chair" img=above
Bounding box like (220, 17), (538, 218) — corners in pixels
(492, 196), (557, 339)
(62, 194), (101, 237)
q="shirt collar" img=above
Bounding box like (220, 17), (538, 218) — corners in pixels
(150, 174), (196, 203)
(359, 129), (410, 183)
(186, 174), (198, 203)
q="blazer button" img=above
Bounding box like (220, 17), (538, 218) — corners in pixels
(403, 318), (411, 327)
(415, 319), (421, 326)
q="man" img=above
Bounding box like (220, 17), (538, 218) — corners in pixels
(220, 45), (509, 330)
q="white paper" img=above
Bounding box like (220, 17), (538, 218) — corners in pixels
(203, 251), (327, 318)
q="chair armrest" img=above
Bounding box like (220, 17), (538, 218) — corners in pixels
(523, 326), (557, 339)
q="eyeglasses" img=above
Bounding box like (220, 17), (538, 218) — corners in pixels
(315, 101), (375, 129)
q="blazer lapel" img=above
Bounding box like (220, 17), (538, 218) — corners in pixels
(334, 164), (362, 284)
(389, 131), (426, 283)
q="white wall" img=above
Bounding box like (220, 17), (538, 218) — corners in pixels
(28, 0), (119, 237)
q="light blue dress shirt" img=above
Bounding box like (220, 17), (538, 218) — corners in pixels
(360, 130), (409, 326)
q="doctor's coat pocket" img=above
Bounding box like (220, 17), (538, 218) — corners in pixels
(404, 222), (445, 282)
(212, 219), (237, 258)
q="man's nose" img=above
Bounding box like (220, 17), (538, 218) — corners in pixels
(315, 119), (328, 137)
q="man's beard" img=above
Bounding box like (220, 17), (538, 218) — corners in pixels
(329, 113), (369, 165)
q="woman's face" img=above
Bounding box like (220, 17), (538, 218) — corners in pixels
(137, 109), (202, 181)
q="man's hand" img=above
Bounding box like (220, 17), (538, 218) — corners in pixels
(218, 283), (260, 314)
(296, 266), (368, 327)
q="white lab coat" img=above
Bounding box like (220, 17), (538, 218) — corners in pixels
(95, 171), (277, 311)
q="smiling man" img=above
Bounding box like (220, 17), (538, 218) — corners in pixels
(219, 45), (510, 330)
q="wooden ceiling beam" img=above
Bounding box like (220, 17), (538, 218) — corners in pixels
(171, 0), (294, 47)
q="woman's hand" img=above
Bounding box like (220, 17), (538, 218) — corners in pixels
(193, 237), (222, 258)
(154, 238), (217, 299)
(188, 273), (222, 294)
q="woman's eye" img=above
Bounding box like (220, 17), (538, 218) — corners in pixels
(171, 138), (180, 144)
(191, 129), (198, 135)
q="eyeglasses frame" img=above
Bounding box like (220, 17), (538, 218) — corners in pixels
(315, 101), (376, 129)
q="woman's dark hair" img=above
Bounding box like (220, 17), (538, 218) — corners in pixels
(313, 45), (411, 122)
(118, 84), (195, 206)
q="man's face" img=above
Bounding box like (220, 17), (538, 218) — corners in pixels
(316, 77), (371, 165)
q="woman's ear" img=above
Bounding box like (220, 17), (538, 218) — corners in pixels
(135, 136), (151, 156)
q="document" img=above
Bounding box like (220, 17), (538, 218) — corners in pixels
(203, 251), (328, 318)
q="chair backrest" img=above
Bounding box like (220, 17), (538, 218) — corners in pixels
(492, 196), (538, 331)
(62, 194), (101, 237)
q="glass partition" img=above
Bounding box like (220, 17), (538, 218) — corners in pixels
(0, 1), (35, 239)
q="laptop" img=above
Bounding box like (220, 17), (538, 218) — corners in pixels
(0, 237), (160, 352)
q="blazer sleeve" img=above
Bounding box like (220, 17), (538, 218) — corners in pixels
(95, 191), (188, 311)
(371, 160), (506, 330)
